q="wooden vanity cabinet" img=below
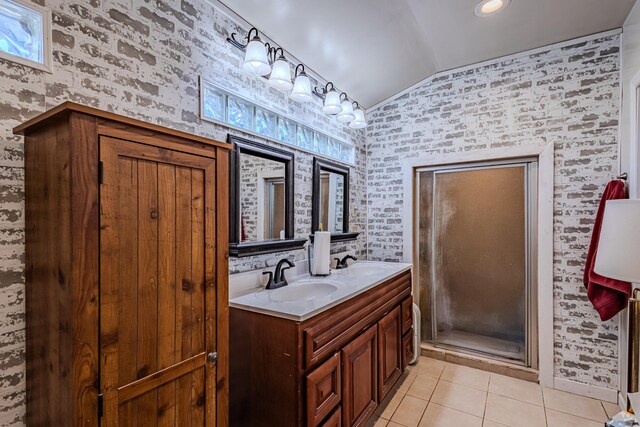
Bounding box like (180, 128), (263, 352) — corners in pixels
(230, 270), (412, 427)
(16, 102), (231, 426)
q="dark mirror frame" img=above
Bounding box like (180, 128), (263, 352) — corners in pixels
(228, 135), (307, 257)
(311, 157), (360, 242)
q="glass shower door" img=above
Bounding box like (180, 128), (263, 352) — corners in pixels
(417, 161), (537, 367)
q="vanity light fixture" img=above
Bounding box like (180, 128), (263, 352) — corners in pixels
(268, 48), (293, 91)
(228, 27), (272, 76)
(290, 64), (313, 102)
(349, 102), (367, 129)
(315, 82), (342, 115)
(336, 93), (355, 123)
(227, 28), (368, 128)
(474, 0), (510, 16)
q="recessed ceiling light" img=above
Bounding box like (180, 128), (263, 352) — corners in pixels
(475, 0), (510, 17)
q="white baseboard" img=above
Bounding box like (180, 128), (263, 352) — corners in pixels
(554, 377), (619, 403)
(619, 391), (627, 410)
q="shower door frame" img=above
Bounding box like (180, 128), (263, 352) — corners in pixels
(401, 143), (554, 387)
(415, 159), (538, 368)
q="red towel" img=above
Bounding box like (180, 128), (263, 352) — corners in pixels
(583, 179), (630, 321)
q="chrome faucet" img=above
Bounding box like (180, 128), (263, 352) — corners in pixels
(335, 255), (357, 269)
(263, 258), (295, 289)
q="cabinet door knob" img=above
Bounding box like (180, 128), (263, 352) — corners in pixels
(207, 352), (218, 363)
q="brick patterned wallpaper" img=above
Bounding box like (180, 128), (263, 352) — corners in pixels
(0, 0), (366, 423)
(366, 33), (622, 391)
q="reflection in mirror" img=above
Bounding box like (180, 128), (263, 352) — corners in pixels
(319, 171), (345, 233)
(312, 157), (359, 242)
(239, 153), (286, 241)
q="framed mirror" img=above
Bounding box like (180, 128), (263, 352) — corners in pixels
(311, 158), (360, 242)
(228, 135), (307, 257)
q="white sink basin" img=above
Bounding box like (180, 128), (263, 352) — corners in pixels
(261, 280), (339, 303)
(342, 262), (394, 277)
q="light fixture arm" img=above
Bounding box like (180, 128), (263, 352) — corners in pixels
(269, 47), (285, 64)
(339, 92), (349, 102)
(294, 64), (306, 77)
(227, 27), (260, 51)
(312, 81), (336, 100)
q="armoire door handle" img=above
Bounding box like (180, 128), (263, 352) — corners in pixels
(207, 352), (218, 363)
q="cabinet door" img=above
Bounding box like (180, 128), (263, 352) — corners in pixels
(402, 330), (414, 370)
(320, 407), (341, 427)
(378, 307), (402, 401)
(99, 136), (219, 426)
(341, 325), (378, 427)
(401, 296), (413, 334)
(307, 352), (341, 426)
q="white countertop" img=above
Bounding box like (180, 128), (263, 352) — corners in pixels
(229, 261), (412, 321)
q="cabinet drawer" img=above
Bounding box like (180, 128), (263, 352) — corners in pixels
(320, 406), (341, 427)
(307, 352), (341, 427)
(401, 296), (413, 334)
(303, 271), (411, 368)
(402, 329), (414, 370)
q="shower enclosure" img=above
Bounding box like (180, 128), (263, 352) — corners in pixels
(415, 160), (538, 367)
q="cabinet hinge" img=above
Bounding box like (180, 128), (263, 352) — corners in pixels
(98, 394), (103, 418)
(98, 161), (104, 185)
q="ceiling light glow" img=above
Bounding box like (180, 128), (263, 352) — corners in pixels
(475, 0), (510, 17)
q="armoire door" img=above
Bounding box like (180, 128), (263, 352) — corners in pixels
(341, 325), (378, 427)
(99, 136), (218, 426)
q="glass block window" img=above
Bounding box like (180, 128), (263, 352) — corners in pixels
(296, 126), (313, 151)
(227, 96), (253, 130)
(0, 0), (49, 71)
(277, 117), (296, 145)
(202, 84), (225, 122)
(199, 78), (355, 164)
(255, 108), (277, 139)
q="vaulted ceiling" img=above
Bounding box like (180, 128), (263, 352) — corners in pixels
(219, 0), (637, 108)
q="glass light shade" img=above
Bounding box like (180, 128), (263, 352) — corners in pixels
(336, 100), (355, 123)
(242, 38), (271, 76)
(323, 89), (342, 115)
(290, 73), (312, 102)
(349, 107), (367, 129)
(594, 199), (640, 283)
(268, 58), (293, 91)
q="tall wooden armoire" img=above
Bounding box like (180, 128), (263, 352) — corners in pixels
(14, 102), (231, 426)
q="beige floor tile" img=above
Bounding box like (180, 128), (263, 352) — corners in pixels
(430, 380), (487, 417)
(413, 357), (446, 379)
(380, 391), (406, 420)
(441, 364), (490, 391)
(601, 400), (622, 418)
(545, 408), (603, 427)
(418, 402), (483, 427)
(484, 393), (546, 427)
(482, 421), (509, 427)
(387, 422), (405, 427)
(391, 395), (429, 427)
(407, 374), (438, 400)
(542, 387), (607, 422)
(488, 373), (543, 406)
(397, 370), (418, 393)
(372, 416), (389, 427)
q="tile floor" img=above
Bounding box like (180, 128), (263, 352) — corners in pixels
(371, 356), (622, 427)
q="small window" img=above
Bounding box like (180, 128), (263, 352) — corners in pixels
(0, 0), (50, 72)
(313, 133), (328, 154)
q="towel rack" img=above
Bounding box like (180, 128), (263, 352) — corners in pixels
(617, 172), (628, 181)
